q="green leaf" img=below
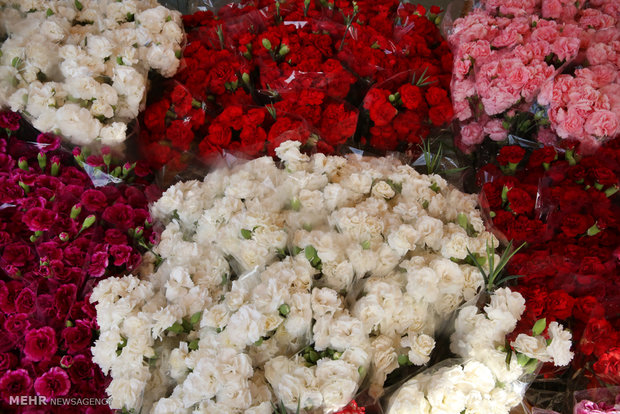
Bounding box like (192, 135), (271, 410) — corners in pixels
(292, 246), (303, 256)
(241, 229), (253, 239)
(188, 340), (199, 351)
(116, 56), (124, 65)
(429, 182), (440, 193)
(167, 322), (184, 334)
(74, 0), (83, 10)
(532, 318), (546, 336)
(46, 8), (54, 16)
(361, 240), (370, 250)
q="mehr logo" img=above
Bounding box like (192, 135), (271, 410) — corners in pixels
(9, 396), (47, 405)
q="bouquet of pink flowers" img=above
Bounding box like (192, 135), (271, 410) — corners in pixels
(449, 0), (620, 153)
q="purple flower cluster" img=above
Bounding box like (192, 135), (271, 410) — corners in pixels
(0, 111), (160, 412)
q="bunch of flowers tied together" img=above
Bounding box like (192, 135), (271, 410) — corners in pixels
(478, 140), (620, 387)
(0, 0), (184, 147)
(388, 288), (573, 414)
(449, 0), (620, 152)
(0, 111), (159, 412)
(92, 141), (507, 413)
(139, 0), (453, 170)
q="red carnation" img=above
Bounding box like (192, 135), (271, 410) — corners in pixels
(528, 147), (557, 168)
(425, 86), (449, 106)
(22, 208), (57, 232)
(61, 320), (93, 354)
(399, 84), (424, 110)
(0, 369), (32, 400)
(167, 120), (195, 151)
(24, 327), (57, 361)
(593, 347), (620, 385)
(428, 103), (453, 126)
(34, 367), (71, 400)
(81, 189), (108, 212)
(506, 187), (534, 215)
(497, 146), (526, 166)
(560, 213), (593, 238)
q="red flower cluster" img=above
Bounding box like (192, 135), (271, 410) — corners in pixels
(139, 0), (451, 170)
(0, 112), (160, 412)
(362, 71), (453, 151)
(479, 140), (620, 386)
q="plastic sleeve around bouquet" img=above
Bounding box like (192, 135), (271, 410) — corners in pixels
(385, 356), (532, 414)
(0, 1), (186, 151)
(0, 111), (160, 412)
(573, 387), (620, 414)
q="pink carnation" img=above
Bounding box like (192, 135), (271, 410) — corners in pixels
(551, 37), (580, 62)
(584, 110), (619, 138)
(461, 122), (485, 146)
(542, 0), (563, 18)
(484, 119), (508, 141)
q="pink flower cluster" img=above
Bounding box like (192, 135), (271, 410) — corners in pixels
(538, 2), (620, 152)
(0, 111), (160, 412)
(449, 0), (620, 152)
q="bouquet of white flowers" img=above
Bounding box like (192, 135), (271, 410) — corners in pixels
(387, 288), (574, 414)
(91, 141), (502, 413)
(0, 0), (184, 146)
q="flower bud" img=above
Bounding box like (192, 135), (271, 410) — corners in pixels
(37, 152), (46, 169)
(59, 232), (70, 242)
(262, 38), (272, 50)
(51, 156), (61, 176)
(60, 355), (73, 368)
(80, 215), (96, 231)
(18, 157), (28, 171)
(242, 72), (250, 84)
(102, 147), (112, 167)
(70, 204), (82, 219)
(279, 44), (290, 56)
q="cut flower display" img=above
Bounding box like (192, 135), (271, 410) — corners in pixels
(138, 0), (453, 170)
(0, 111), (160, 413)
(387, 287), (573, 414)
(0, 0), (185, 147)
(91, 141), (498, 413)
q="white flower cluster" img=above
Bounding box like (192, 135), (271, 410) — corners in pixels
(387, 288), (574, 414)
(91, 141), (499, 413)
(0, 0), (184, 146)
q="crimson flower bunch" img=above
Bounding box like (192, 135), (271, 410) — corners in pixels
(139, 0), (452, 170)
(362, 70), (453, 151)
(0, 112), (160, 412)
(478, 140), (620, 387)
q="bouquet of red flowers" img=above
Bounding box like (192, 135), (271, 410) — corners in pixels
(139, 0), (452, 171)
(0, 112), (160, 412)
(362, 69), (453, 152)
(478, 140), (620, 391)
